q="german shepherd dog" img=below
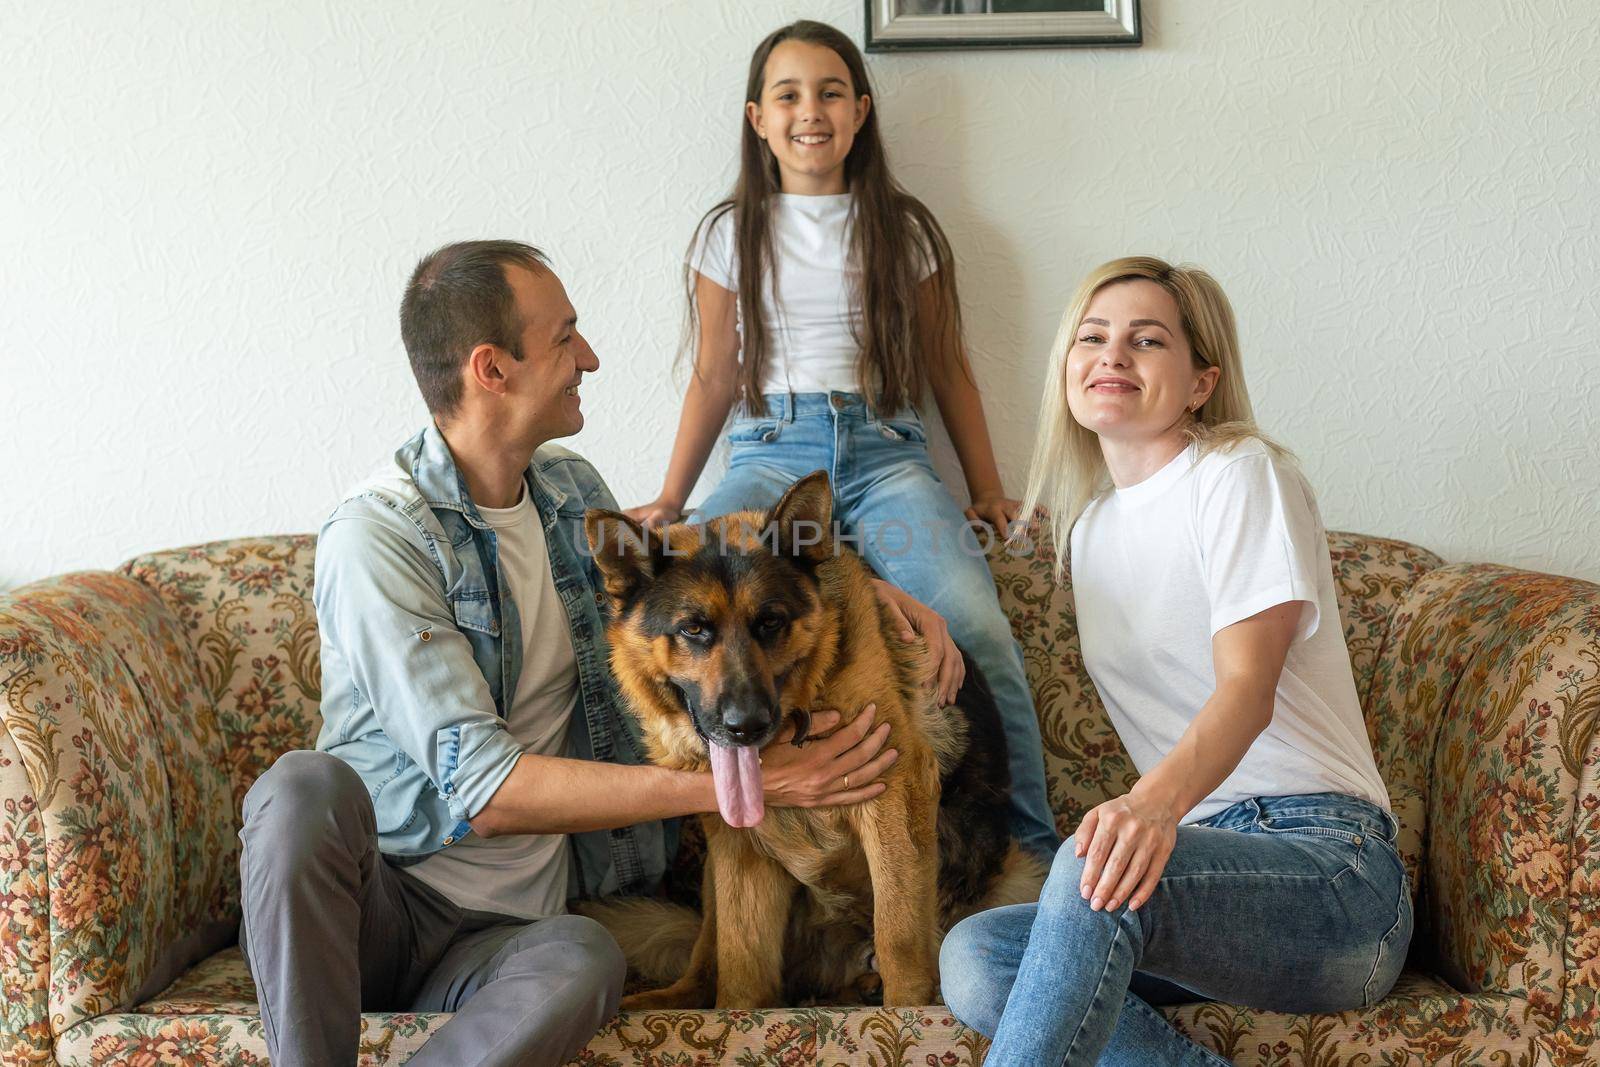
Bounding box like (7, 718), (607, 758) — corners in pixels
(584, 471), (1044, 1008)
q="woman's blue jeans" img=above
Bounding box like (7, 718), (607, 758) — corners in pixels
(940, 792), (1413, 1066)
(692, 391), (1060, 861)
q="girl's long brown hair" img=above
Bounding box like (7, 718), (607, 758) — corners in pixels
(685, 20), (965, 418)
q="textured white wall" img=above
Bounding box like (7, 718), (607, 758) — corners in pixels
(4, 0), (1597, 590)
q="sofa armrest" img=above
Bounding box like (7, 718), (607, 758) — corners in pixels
(1374, 563), (1600, 1033)
(0, 572), (237, 1060)
(0, 722), (52, 1066)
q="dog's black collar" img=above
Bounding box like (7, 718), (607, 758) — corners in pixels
(788, 707), (812, 747)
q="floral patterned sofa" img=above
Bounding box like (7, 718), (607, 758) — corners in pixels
(2, 529), (1597, 1066)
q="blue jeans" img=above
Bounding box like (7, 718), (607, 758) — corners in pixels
(940, 793), (1412, 1066)
(693, 391), (1059, 860)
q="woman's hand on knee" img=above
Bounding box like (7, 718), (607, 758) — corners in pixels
(1074, 791), (1178, 913)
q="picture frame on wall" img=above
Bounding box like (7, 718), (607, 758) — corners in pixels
(864, 0), (1141, 52)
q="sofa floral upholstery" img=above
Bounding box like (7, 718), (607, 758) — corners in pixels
(2, 531), (1597, 1065)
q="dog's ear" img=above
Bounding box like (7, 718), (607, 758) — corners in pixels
(765, 470), (834, 565)
(584, 509), (662, 602)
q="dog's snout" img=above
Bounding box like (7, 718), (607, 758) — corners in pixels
(721, 702), (775, 744)
(712, 661), (780, 745)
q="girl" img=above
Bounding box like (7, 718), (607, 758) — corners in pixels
(939, 257), (1411, 1063)
(625, 20), (1058, 861)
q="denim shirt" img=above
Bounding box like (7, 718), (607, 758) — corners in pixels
(312, 424), (669, 899)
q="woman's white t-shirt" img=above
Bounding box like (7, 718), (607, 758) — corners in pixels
(1069, 437), (1390, 824)
(689, 193), (934, 398)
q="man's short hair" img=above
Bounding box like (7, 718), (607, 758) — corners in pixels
(400, 240), (550, 419)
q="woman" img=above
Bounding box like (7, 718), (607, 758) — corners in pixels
(939, 257), (1411, 1065)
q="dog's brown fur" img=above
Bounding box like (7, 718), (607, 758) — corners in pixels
(585, 472), (1043, 1009)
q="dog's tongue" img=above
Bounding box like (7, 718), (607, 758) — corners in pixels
(708, 741), (765, 828)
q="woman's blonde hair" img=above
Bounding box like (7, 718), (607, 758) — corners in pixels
(1017, 256), (1285, 577)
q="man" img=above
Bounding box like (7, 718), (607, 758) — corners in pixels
(237, 241), (908, 1066)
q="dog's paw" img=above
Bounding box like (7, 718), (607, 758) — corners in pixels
(621, 982), (708, 1011)
(852, 969), (884, 1005)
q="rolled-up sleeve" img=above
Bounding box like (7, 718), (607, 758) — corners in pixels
(314, 516), (522, 821)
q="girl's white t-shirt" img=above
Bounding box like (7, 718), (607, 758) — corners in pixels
(1069, 438), (1390, 824)
(690, 193), (934, 398)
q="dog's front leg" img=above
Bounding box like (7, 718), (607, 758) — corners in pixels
(621, 841), (719, 1010)
(710, 829), (794, 1009)
(860, 756), (940, 1006)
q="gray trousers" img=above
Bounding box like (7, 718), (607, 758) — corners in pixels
(238, 750), (625, 1067)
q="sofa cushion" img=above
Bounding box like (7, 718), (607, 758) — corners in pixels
(120, 536), (322, 828)
(71, 944), (986, 1065)
(1325, 533), (1445, 711)
(56, 1010), (444, 1067)
(1167, 971), (1536, 1065)
(987, 525), (1137, 835)
(87, 949), (1534, 1066)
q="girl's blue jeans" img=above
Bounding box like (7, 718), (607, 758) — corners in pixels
(692, 391), (1060, 861)
(940, 792), (1413, 1066)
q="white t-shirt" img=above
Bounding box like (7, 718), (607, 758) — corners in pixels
(690, 193), (935, 398)
(1069, 438), (1389, 824)
(408, 483), (578, 919)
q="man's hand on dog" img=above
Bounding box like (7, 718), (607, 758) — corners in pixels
(871, 579), (965, 705)
(757, 703), (898, 808)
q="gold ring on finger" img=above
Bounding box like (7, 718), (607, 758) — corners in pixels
(843, 773), (850, 790)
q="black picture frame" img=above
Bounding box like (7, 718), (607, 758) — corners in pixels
(864, 0), (1142, 52)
